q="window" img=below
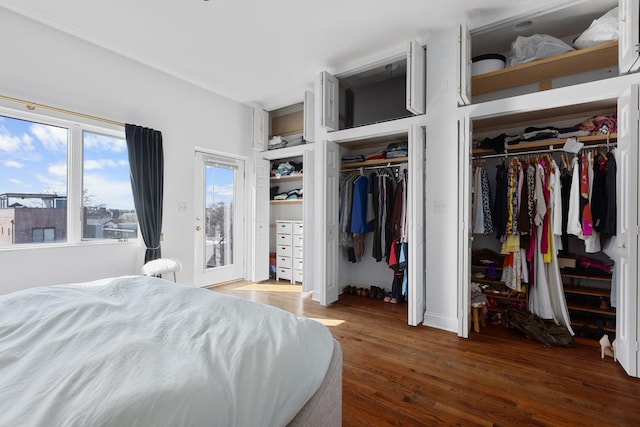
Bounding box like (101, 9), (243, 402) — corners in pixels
(82, 131), (137, 241)
(0, 107), (136, 247)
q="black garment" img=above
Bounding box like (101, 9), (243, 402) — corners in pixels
(493, 163), (509, 240)
(370, 173), (382, 261)
(591, 153), (608, 232)
(518, 161), (530, 250)
(602, 152), (617, 237)
(560, 165), (573, 255)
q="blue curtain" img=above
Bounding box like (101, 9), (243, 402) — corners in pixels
(125, 124), (164, 263)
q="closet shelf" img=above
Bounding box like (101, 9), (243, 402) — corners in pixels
(341, 156), (408, 169)
(270, 199), (303, 205)
(472, 40), (618, 96)
(472, 133), (617, 157)
(271, 173), (303, 181)
(564, 285), (611, 297)
(570, 320), (616, 334)
(567, 304), (616, 316)
(561, 273), (612, 283)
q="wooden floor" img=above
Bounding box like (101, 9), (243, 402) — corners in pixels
(210, 281), (640, 426)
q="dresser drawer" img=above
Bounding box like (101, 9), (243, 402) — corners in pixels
(293, 246), (303, 259)
(277, 267), (292, 281)
(276, 245), (292, 257)
(293, 270), (303, 283)
(294, 259), (303, 271)
(277, 256), (292, 268)
(277, 233), (292, 245)
(276, 221), (293, 234)
(293, 221), (304, 235)
(293, 235), (303, 247)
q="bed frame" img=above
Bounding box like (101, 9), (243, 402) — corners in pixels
(288, 339), (342, 426)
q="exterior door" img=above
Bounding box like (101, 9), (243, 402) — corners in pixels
(194, 151), (245, 286)
(320, 140), (340, 306)
(614, 86), (639, 376)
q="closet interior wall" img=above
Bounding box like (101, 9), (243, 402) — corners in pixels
(337, 139), (409, 298)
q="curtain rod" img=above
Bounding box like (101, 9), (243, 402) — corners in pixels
(472, 142), (617, 160)
(0, 94), (124, 127)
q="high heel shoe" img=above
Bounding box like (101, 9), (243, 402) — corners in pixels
(599, 334), (615, 359)
(612, 339), (617, 362)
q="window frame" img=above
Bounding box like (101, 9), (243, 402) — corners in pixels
(0, 103), (138, 250)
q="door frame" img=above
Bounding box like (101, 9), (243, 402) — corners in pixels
(193, 148), (247, 287)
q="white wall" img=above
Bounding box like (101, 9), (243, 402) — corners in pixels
(423, 29), (460, 332)
(0, 9), (253, 292)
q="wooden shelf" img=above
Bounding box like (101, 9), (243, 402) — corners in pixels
(341, 156), (409, 169)
(562, 272), (612, 282)
(564, 285), (611, 297)
(472, 133), (617, 157)
(270, 173), (303, 181)
(472, 40), (618, 96)
(567, 304), (616, 316)
(571, 320), (616, 334)
(270, 199), (303, 205)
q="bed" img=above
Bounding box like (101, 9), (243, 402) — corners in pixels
(0, 275), (342, 426)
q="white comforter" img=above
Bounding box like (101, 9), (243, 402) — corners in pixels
(0, 276), (334, 427)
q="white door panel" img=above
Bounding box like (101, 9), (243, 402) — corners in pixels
(614, 86), (639, 376)
(620, 0), (640, 74)
(304, 91), (315, 143)
(321, 140), (340, 305)
(408, 125), (426, 325)
(302, 147), (315, 292)
(457, 23), (471, 106)
(253, 157), (270, 282)
(457, 118), (471, 338)
(407, 40), (426, 115)
(321, 71), (339, 131)
(252, 107), (268, 151)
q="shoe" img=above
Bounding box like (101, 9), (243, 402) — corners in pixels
(599, 334), (615, 359)
(383, 292), (392, 303)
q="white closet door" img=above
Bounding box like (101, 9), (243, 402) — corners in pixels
(252, 157), (270, 282)
(320, 71), (339, 131)
(406, 40), (426, 115)
(303, 91), (315, 143)
(252, 107), (268, 151)
(457, 23), (471, 106)
(457, 117), (472, 338)
(319, 140), (340, 306)
(408, 125), (426, 326)
(302, 147), (315, 292)
(619, 0), (640, 74)
(614, 86), (639, 377)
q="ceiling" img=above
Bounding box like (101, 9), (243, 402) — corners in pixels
(0, 0), (577, 107)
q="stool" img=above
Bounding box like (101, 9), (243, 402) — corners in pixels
(142, 258), (182, 282)
(472, 303), (486, 333)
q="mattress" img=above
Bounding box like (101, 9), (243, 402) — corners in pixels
(0, 275), (336, 426)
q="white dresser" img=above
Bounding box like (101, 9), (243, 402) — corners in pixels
(276, 220), (303, 284)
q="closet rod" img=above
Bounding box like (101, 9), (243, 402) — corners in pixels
(340, 162), (408, 173)
(0, 94), (125, 127)
(472, 142), (617, 160)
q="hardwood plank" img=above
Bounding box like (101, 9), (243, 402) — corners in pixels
(209, 281), (640, 426)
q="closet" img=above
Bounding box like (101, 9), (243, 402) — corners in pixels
(319, 125), (426, 326)
(458, 0), (633, 105)
(253, 92), (314, 151)
(320, 40), (425, 131)
(459, 85), (639, 376)
(254, 144), (315, 291)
